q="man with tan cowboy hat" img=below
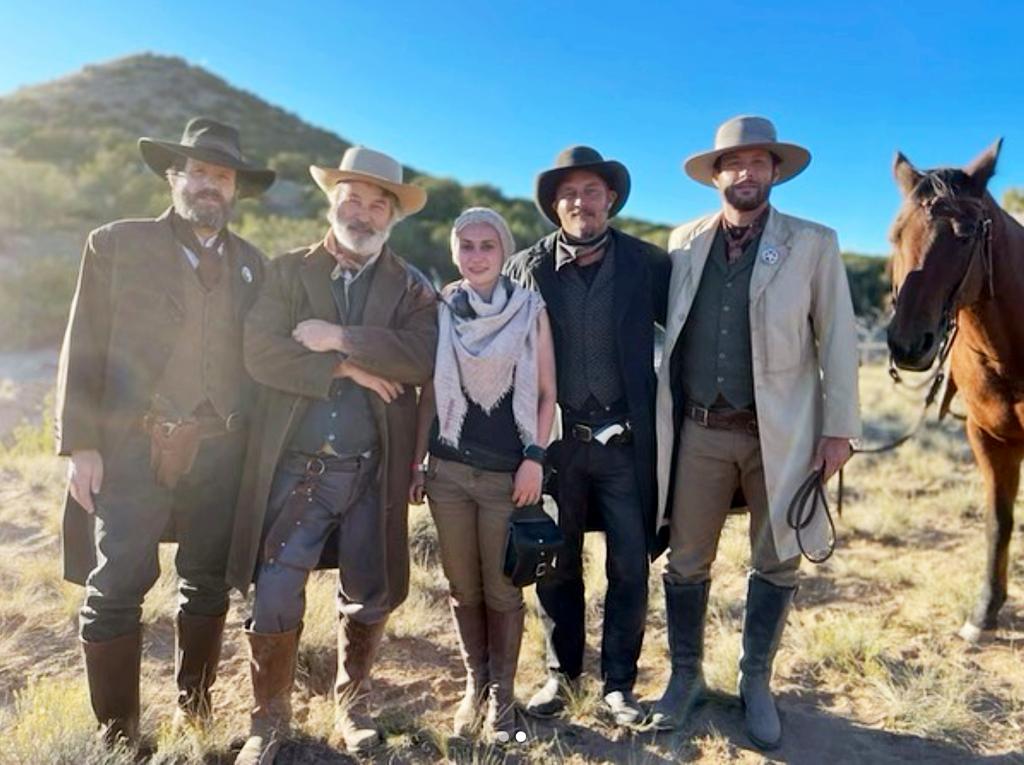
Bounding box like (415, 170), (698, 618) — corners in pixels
(650, 116), (860, 748)
(227, 145), (437, 762)
(506, 146), (670, 726)
(56, 116), (274, 748)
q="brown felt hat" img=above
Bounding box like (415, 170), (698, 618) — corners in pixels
(534, 145), (630, 226)
(138, 116), (275, 197)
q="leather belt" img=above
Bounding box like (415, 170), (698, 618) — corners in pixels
(282, 451), (376, 476)
(142, 410), (245, 439)
(684, 403), (758, 436)
(568, 420), (633, 445)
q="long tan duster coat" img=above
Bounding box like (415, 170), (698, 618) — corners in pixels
(225, 243), (437, 612)
(655, 208), (861, 561)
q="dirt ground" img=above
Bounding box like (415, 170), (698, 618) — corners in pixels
(0, 354), (1022, 764)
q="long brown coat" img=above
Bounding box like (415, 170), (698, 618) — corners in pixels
(56, 208), (267, 584)
(226, 243), (437, 612)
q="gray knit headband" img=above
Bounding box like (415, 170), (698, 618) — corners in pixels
(450, 206), (516, 263)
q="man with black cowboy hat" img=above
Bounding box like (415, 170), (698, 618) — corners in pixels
(505, 146), (670, 726)
(56, 116), (275, 747)
(227, 146), (437, 762)
(650, 116), (860, 748)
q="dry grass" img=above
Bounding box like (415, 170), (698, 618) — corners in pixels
(1, 360), (1023, 763)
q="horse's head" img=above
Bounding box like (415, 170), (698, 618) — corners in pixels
(886, 139), (1001, 371)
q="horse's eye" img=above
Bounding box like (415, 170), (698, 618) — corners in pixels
(951, 219), (978, 240)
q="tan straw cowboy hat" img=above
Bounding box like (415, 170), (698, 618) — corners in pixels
(310, 146), (427, 215)
(684, 115), (811, 187)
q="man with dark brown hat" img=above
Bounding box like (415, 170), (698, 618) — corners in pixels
(651, 115), (860, 749)
(505, 146), (670, 726)
(227, 146), (437, 763)
(56, 116), (275, 747)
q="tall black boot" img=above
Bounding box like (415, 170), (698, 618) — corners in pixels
(738, 574), (796, 750)
(650, 580), (710, 731)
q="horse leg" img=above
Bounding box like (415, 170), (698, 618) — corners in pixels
(960, 420), (1023, 641)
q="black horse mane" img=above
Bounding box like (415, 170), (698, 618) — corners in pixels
(913, 168), (974, 202)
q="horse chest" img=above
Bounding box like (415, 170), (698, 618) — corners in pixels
(958, 356), (1024, 439)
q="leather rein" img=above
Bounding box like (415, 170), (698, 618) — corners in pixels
(787, 198), (995, 564)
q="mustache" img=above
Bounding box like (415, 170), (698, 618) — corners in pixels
(344, 220), (377, 236)
(191, 189), (227, 204)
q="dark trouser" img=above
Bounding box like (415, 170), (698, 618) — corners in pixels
(250, 452), (386, 633)
(80, 430), (244, 642)
(536, 438), (648, 693)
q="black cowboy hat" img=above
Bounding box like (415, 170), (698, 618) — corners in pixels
(138, 117), (276, 197)
(534, 145), (631, 227)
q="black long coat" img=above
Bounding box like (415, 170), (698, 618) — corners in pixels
(505, 228), (671, 557)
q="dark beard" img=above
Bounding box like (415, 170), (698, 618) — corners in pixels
(174, 187), (233, 231)
(724, 182), (771, 212)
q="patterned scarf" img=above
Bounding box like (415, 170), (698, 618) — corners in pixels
(721, 207), (769, 263)
(555, 229), (611, 270)
(434, 277), (545, 448)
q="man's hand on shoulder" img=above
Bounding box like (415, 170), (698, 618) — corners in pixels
(292, 319), (343, 353)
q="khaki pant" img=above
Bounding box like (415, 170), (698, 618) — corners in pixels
(666, 424), (799, 588)
(426, 457), (522, 613)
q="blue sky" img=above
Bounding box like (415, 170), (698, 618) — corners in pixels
(2, 1), (1021, 253)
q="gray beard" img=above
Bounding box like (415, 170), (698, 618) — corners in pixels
(329, 212), (393, 258)
(173, 186), (234, 231)
(724, 182), (771, 212)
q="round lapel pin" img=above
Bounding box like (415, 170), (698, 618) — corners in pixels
(241, 265), (253, 283)
(760, 247), (780, 265)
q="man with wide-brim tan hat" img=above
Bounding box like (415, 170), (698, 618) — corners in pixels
(228, 145), (437, 763)
(650, 116), (860, 749)
(57, 116), (274, 749)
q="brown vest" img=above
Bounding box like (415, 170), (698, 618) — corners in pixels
(154, 250), (244, 418)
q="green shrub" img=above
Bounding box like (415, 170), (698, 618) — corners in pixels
(0, 255), (77, 351)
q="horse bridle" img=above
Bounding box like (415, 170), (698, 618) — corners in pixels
(789, 198), (995, 565)
(888, 197), (994, 386)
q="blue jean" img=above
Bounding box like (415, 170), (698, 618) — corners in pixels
(250, 452), (386, 633)
(535, 439), (649, 693)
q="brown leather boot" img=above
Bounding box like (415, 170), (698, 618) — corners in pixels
(333, 617), (386, 754)
(234, 622), (301, 765)
(82, 627), (142, 748)
(451, 602), (489, 737)
(171, 611), (226, 732)
(484, 606), (524, 744)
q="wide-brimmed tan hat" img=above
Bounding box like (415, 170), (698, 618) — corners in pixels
(310, 146), (427, 215)
(139, 116), (276, 197)
(684, 115), (811, 187)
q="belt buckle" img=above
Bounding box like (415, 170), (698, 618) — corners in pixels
(305, 457), (326, 476)
(573, 423), (593, 442)
(224, 412), (242, 432)
(159, 419), (182, 437)
(691, 405), (709, 427)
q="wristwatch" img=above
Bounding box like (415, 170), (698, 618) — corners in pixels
(522, 444), (547, 465)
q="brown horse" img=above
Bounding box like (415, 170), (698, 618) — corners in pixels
(887, 139), (1024, 641)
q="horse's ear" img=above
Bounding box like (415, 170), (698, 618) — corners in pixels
(893, 151), (922, 196)
(964, 138), (1002, 193)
